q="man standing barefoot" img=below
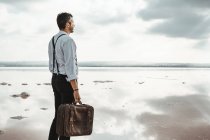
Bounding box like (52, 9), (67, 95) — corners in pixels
(48, 12), (81, 140)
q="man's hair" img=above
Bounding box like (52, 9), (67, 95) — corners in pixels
(57, 12), (73, 30)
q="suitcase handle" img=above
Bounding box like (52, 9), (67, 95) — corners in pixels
(73, 100), (82, 105)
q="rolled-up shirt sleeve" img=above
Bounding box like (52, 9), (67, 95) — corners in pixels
(63, 38), (78, 81)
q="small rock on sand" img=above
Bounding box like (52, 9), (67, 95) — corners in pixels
(93, 80), (114, 83)
(104, 87), (112, 89)
(24, 109), (30, 111)
(8, 84), (12, 86)
(40, 108), (48, 110)
(0, 82), (7, 85)
(10, 116), (27, 120)
(80, 83), (84, 85)
(11, 92), (30, 99)
(43, 83), (51, 85)
(22, 83), (28, 85)
(138, 82), (144, 84)
(11, 94), (19, 98)
(20, 92), (30, 99)
(36, 83), (41, 85)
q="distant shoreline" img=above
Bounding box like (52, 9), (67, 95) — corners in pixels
(0, 61), (210, 68)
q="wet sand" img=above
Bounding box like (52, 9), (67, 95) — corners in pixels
(0, 67), (210, 140)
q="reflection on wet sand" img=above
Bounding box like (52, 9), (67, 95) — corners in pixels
(137, 94), (210, 140)
(0, 68), (210, 140)
(0, 127), (47, 140)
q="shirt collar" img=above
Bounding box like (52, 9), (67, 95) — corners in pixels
(59, 30), (69, 35)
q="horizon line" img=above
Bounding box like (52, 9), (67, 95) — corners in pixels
(0, 61), (210, 68)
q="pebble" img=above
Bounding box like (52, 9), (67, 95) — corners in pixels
(11, 94), (19, 98)
(43, 83), (51, 85)
(93, 80), (114, 83)
(11, 92), (30, 99)
(40, 108), (48, 110)
(24, 109), (30, 111)
(10, 116), (27, 120)
(138, 82), (144, 84)
(20, 92), (30, 99)
(21, 83), (28, 85)
(0, 82), (7, 85)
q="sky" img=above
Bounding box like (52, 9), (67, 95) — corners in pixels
(0, 0), (210, 63)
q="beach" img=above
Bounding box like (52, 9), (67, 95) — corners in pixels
(0, 67), (210, 140)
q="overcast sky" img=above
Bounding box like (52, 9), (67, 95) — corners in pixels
(0, 0), (209, 63)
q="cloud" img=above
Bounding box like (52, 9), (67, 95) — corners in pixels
(136, 94), (210, 140)
(0, 0), (44, 4)
(150, 0), (210, 9)
(88, 11), (128, 25)
(149, 13), (210, 39)
(76, 0), (133, 25)
(193, 39), (210, 49)
(137, 0), (210, 39)
(0, 0), (48, 13)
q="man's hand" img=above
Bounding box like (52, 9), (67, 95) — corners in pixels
(70, 79), (81, 102)
(73, 90), (81, 102)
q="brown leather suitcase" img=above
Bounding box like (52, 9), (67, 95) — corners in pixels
(56, 101), (94, 137)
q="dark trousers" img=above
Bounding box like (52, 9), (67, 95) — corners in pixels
(48, 74), (75, 140)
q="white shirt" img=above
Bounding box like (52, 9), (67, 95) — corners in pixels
(48, 31), (78, 81)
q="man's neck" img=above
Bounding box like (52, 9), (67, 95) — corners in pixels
(61, 29), (70, 35)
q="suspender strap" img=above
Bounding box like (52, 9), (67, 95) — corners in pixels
(52, 34), (66, 74)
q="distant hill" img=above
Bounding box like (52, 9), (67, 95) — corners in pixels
(0, 61), (210, 68)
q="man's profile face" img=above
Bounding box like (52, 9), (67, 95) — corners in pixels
(68, 18), (75, 33)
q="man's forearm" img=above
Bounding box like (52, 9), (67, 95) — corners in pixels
(70, 79), (78, 90)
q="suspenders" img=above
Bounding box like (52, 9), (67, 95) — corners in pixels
(52, 34), (66, 74)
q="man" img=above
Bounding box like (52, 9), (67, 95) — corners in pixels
(48, 12), (81, 140)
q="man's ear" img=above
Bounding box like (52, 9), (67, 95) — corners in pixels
(69, 21), (72, 26)
(66, 22), (70, 28)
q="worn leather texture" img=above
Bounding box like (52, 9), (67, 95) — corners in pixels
(56, 102), (94, 137)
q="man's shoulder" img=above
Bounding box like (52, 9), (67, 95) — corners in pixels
(60, 35), (74, 44)
(52, 32), (74, 44)
(61, 35), (72, 40)
(48, 33), (68, 45)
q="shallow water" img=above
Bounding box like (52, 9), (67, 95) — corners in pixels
(0, 67), (210, 140)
